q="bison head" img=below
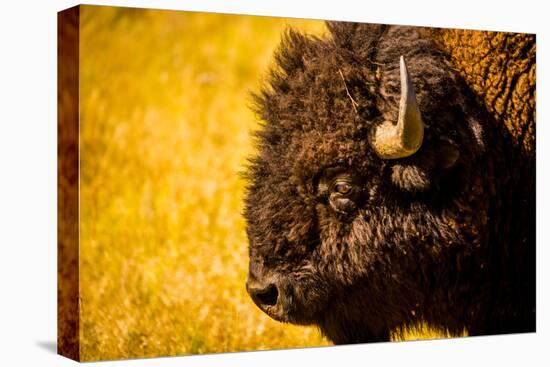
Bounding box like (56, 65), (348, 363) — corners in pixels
(244, 23), (491, 343)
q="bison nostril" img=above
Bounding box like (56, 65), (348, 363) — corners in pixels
(251, 284), (279, 307)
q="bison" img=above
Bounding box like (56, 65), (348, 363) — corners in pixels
(244, 22), (535, 344)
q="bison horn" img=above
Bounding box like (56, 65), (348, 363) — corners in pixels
(371, 55), (424, 159)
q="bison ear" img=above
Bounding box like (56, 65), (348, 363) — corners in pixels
(389, 137), (460, 192)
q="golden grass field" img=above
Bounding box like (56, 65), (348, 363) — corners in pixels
(77, 6), (450, 361)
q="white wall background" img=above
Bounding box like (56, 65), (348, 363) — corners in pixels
(0, 0), (547, 365)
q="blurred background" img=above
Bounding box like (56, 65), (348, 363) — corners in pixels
(78, 6), (440, 361)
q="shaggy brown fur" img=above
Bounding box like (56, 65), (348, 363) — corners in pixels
(244, 22), (535, 344)
(434, 29), (535, 154)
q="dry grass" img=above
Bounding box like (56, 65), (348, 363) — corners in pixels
(77, 6), (446, 361)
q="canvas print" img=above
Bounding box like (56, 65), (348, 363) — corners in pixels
(58, 4), (536, 362)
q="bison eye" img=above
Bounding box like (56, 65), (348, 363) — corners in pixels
(327, 176), (359, 215)
(329, 176), (355, 196)
(334, 181), (352, 195)
(316, 169), (363, 216)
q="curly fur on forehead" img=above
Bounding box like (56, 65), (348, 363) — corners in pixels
(250, 23), (477, 194)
